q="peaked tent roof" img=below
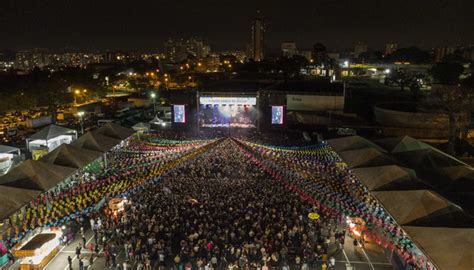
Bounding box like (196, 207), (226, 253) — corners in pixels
(27, 124), (77, 141)
(338, 148), (395, 168)
(93, 123), (134, 140)
(40, 144), (101, 169)
(0, 145), (20, 154)
(439, 165), (474, 181)
(438, 165), (474, 192)
(0, 160), (75, 191)
(326, 136), (387, 153)
(149, 116), (165, 124)
(375, 136), (432, 153)
(403, 226), (474, 270)
(394, 148), (466, 169)
(72, 132), (121, 153)
(351, 165), (423, 191)
(132, 122), (150, 129)
(0, 186), (41, 220)
(372, 190), (469, 226)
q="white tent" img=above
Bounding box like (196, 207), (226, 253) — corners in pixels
(0, 145), (20, 175)
(149, 116), (170, 127)
(132, 122), (150, 133)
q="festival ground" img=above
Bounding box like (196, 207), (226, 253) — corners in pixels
(3, 135), (403, 270)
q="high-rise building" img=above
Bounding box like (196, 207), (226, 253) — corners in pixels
(281, 42), (297, 58)
(15, 48), (50, 70)
(353, 42), (368, 58)
(434, 47), (455, 62)
(164, 37), (210, 62)
(385, 42), (398, 55)
(251, 10), (265, 61)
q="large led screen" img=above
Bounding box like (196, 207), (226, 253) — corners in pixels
(173, 105), (186, 123)
(271, 106), (284, 124)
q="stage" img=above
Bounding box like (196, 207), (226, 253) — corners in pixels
(198, 96), (258, 129)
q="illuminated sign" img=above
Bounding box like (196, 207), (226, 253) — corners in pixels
(199, 97), (257, 106)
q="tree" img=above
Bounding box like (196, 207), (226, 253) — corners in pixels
(424, 84), (474, 155)
(430, 62), (464, 84)
(385, 47), (431, 64)
(385, 69), (424, 97)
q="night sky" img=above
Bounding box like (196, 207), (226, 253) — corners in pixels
(2, 0), (473, 52)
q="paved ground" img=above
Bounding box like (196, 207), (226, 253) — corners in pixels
(2, 228), (394, 270)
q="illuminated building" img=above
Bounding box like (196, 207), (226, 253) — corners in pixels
(281, 42), (297, 58)
(354, 42), (368, 58)
(251, 10), (265, 61)
(15, 48), (50, 70)
(164, 37), (211, 62)
(385, 41), (398, 55)
(434, 47), (455, 62)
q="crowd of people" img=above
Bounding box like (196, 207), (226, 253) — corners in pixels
(2, 126), (434, 270)
(3, 138), (212, 249)
(93, 138), (345, 269)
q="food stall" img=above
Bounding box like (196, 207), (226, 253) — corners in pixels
(12, 228), (62, 270)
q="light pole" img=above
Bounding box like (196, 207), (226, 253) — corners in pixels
(78, 111), (85, 134)
(74, 89), (80, 105)
(150, 92), (156, 116)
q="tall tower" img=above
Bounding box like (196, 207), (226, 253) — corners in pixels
(251, 10), (265, 61)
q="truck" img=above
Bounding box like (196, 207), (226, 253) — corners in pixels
(25, 116), (53, 128)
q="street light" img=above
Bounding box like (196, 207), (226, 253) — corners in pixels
(77, 111), (85, 134)
(150, 92), (156, 115)
(74, 89), (80, 105)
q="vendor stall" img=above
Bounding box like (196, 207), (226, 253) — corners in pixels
(0, 145), (20, 175)
(26, 125), (77, 160)
(12, 228), (62, 270)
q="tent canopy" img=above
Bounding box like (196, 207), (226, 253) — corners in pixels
(327, 136), (387, 153)
(0, 160), (75, 191)
(0, 186), (41, 220)
(339, 148), (395, 168)
(27, 124), (77, 141)
(372, 190), (472, 227)
(72, 132), (121, 153)
(403, 226), (474, 270)
(40, 144), (101, 169)
(375, 136), (432, 153)
(351, 165), (424, 191)
(0, 145), (20, 154)
(149, 116), (165, 124)
(132, 122), (150, 129)
(93, 123), (134, 140)
(439, 165), (474, 181)
(395, 148), (466, 170)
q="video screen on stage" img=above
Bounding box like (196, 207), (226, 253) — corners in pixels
(199, 96), (257, 128)
(173, 105), (185, 123)
(271, 106), (284, 124)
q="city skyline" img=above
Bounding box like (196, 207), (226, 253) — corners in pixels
(2, 0), (473, 52)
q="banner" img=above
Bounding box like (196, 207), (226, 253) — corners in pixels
(286, 94), (344, 111)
